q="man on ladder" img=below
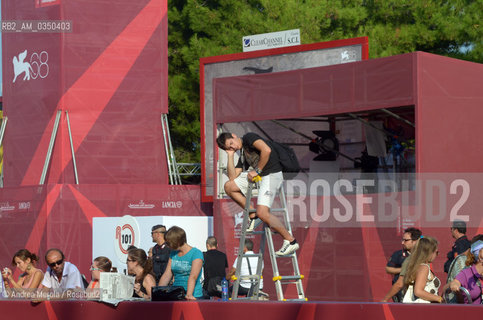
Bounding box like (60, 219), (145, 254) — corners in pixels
(216, 132), (299, 256)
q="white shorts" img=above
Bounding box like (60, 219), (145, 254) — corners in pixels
(234, 171), (283, 208)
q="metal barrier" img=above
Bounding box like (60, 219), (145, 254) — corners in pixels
(444, 286), (473, 304)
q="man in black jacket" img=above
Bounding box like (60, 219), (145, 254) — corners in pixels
(444, 220), (471, 273)
(151, 224), (171, 283)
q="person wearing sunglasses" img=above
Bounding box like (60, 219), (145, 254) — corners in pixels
(127, 248), (156, 300)
(40, 248), (84, 290)
(444, 220), (471, 274)
(88, 256), (117, 289)
(403, 236), (442, 303)
(383, 228), (422, 302)
(151, 224), (171, 283)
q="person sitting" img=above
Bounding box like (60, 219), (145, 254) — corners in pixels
(203, 236), (228, 298)
(447, 239), (483, 304)
(403, 236), (443, 303)
(40, 248), (84, 291)
(447, 234), (483, 284)
(88, 256), (116, 289)
(2, 249), (44, 292)
(126, 248), (156, 300)
(227, 238), (264, 297)
(158, 226), (204, 300)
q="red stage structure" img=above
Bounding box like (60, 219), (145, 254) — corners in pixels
(2, 0), (169, 186)
(212, 52), (483, 301)
(0, 0), (215, 283)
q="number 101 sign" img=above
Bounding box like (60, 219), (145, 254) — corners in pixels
(114, 215), (140, 263)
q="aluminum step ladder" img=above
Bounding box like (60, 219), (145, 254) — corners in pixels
(231, 179), (306, 301)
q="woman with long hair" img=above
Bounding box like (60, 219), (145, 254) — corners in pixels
(1, 249), (44, 290)
(88, 256), (117, 289)
(158, 226), (204, 300)
(127, 248), (156, 300)
(403, 236), (443, 303)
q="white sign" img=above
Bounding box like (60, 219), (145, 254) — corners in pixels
(242, 29), (300, 52)
(93, 215), (213, 275)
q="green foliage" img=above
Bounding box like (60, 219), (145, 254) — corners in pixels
(167, 0), (482, 163)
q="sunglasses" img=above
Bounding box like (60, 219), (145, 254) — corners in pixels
(151, 231), (166, 235)
(126, 258), (136, 263)
(402, 238), (412, 242)
(48, 258), (64, 268)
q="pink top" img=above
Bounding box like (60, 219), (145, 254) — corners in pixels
(21, 271), (42, 288)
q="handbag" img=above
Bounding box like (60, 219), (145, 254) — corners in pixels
(151, 286), (186, 301)
(403, 284), (430, 303)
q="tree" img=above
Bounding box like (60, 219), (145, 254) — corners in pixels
(167, 0), (482, 163)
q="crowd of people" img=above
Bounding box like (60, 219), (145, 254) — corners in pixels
(1, 221), (481, 303)
(0, 224), (266, 301)
(382, 221), (482, 304)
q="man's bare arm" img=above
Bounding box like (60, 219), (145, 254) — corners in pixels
(251, 139), (271, 171)
(385, 266), (401, 275)
(226, 150), (242, 180)
(381, 276), (404, 302)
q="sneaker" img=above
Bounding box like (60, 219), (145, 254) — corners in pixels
(246, 218), (257, 233)
(275, 240), (299, 256)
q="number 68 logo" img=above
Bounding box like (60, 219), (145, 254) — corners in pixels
(30, 51), (49, 79)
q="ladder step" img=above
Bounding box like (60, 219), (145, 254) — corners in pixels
(246, 230), (264, 235)
(233, 297), (260, 301)
(273, 275), (304, 281)
(270, 208), (286, 212)
(280, 281), (302, 285)
(239, 253), (263, 258)
(283, 298), (308, 302)
(238, 275), (262, 280)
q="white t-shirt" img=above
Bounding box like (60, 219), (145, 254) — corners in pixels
(232, 251), (263, 289)
(41, 261), (84, 289)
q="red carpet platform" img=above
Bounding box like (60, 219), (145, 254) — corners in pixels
(0, 300), (480, 320)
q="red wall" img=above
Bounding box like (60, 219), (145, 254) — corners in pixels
(1, 300), (482, 320)
(2, 0), (169, 186)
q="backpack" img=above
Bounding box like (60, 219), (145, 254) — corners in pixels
(205, 276), (223, 297)
(269, 141), (301, 180)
